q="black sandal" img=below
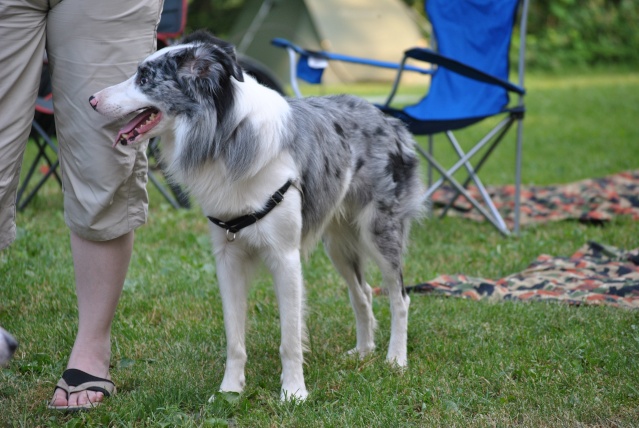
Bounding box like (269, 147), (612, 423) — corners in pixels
(48, 368), (116, 411)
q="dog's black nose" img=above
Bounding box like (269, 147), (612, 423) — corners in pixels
(89, 95), (98, 111)
(8, 337), (18, 353)
(4, 334), (18, 353)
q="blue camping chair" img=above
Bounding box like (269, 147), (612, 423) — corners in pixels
(273, 0), (530, 235)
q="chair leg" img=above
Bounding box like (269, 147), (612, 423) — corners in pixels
(415, 144), (509, 236)
(17, 125), (62, 211)
(147, 137), (191, 209)
(38, 144), (62, 186)
(427, 134), (434, 189)
(16, 146), (45, 210)
(422, 116), (511, 200)
(426, 134), (434, 217)
(514, 117), (524, 235)
(17, 160), (60, 211)
(417, 117), (514, 235)
(443, 130), (508, 232)
(440, 120), (515, 232)
(287, 47), (303, 99)
(147, 170), (183, 209)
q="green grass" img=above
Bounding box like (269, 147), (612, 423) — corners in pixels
(1, 69), (639, 427)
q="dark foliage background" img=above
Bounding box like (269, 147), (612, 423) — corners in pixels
(185, 0), (639, 71)
(524, 0), (639, 69)
(186, 0), (245, 38)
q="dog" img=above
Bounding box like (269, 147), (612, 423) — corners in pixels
(0, 327), (18, 367)
(89, 30), (424, 401)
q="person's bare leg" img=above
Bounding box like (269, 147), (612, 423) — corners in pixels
(50, 230), (133, 407)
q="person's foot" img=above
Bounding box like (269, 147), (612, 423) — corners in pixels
(48, 368), (115, 410)
(49, 346), (112, 409)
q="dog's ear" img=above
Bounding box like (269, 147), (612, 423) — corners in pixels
(182, 29), (222, 47)
(184, 46), (244, 84)
(182, 30), (244, 83)
(214, 45), (245, 83)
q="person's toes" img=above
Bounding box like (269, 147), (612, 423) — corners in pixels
(87, 391), (105, 407)
(50, 388), (68, 407)
(68, 390), (104, 408)
(67, 390), (82, 407)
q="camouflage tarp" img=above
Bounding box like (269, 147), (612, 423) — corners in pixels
(398, 242), (639, 309)
(431, 170), (639, 227)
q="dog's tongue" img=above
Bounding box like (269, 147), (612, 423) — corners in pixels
(114, 109), (154, 147)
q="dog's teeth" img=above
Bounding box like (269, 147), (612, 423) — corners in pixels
(144, 113), (156, 125)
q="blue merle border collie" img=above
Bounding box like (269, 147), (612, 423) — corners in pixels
(90, 30), (423, 402)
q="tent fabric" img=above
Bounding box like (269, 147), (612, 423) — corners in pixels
(228, 0), (427, 83)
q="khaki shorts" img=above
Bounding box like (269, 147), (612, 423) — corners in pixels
(0, 0), (163, 249)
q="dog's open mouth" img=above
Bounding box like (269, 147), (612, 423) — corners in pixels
(114, 108), (162, 147)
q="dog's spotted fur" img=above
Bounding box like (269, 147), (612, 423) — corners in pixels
(90, 30), (424, 401)
(0, 327), (17, 367)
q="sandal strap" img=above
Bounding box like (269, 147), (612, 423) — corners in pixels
(54, 368), (115, 397)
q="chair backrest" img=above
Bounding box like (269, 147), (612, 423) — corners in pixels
(157, 0), (188, 43)
(404, 0), (522, 122)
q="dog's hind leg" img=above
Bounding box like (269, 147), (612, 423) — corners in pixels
(214, 244), (258, 395)
(380, 265), (410, 367)
(264, 249), (308, 401)
(365, 218), (410, 368)
(323, 223), (377, 358)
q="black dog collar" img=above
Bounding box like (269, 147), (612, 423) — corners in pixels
(207, 180), (293, 242)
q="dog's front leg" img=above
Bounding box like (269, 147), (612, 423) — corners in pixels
(265, 249), (308, 401)
(215, 245), (255, 395)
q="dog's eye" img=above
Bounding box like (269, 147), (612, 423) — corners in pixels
(137, 68), (151, 86)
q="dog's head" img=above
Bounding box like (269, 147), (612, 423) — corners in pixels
(0, 327), (18, 367)
(90, 30), (244, 147)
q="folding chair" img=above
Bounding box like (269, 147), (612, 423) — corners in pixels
(16, 63), (61, 211)
(157, 0), (188, 49)
(273, 0), (530, 236)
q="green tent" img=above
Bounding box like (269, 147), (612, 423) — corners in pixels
(228, 0), (428, 84)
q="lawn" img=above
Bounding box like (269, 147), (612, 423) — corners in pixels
(1, 69), (638, 427)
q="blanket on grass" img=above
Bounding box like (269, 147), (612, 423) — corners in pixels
(396, 242), (639, 309)
(431, 170), (639, 227)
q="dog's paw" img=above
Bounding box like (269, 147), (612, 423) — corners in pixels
(386, 353), (408, 369)
(280, 387), (308, 402)
(208, 390), (242, 404)
(345, 345), (376, 360)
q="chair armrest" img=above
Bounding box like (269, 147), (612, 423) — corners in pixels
(272, 38), (327, 59)
(404, 47), (525, 95)
(271, 38), (433, 75)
